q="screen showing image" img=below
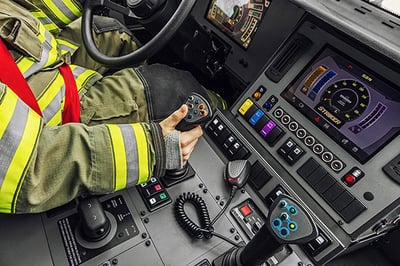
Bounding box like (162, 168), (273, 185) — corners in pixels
(363, 0), (400, 18)
(281, 47), (400, 163)
(206, 0), (271, 48)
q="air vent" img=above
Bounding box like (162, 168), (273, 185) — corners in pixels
(265, 34), (312, 83)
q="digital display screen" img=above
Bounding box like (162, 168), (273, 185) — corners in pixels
(206, 0), (271, 48)
(281, 47), (400, 163)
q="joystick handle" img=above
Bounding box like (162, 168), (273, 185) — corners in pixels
(176, 93), (213, 131)
(78, 197), (111, 241)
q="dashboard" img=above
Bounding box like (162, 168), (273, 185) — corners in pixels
(1, 0), (400, 266)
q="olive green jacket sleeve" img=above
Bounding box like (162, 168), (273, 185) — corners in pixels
(15, 121), (166, 213)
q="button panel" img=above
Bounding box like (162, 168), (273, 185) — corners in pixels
(273, 107), (345, 173)
(278, 138), (305, 165)
(207, 116), (250, 160)
(297, 158), (366, 223)
(137, 177), (172, 212)
(238, 98), (285, 147)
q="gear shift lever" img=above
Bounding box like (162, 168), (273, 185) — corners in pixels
(213, 194), (318, 266)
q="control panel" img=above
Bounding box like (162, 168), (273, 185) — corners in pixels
(227, 18), (400, 259)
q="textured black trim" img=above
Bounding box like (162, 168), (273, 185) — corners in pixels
(150, 122), (166, 178)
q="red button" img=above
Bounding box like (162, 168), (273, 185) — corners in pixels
(154, 184), (162, 191)
(239, 205), (252, 216)
(344, 175), (356, 185)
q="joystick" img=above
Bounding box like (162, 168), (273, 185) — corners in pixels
(176, 92), (213, 131)
(213, 194), (318, 266)
(77, 197), (111, 241)
(163, 93), (213, 186)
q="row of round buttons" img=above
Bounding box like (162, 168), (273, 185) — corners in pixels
(274, 107), (344, 172)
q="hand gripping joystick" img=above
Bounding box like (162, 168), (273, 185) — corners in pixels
(176, 93), (213, 131)
(213, 194), (318, 266)
(164, 93), (213, 185)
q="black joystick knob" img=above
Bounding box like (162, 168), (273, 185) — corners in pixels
(78, 197), (111, 242)
(213, 194), (318, 266)
(176, 92), (213, 131)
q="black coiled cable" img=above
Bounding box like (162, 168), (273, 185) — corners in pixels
(174, 189), (241, 247)
(174, 192), (214, 239)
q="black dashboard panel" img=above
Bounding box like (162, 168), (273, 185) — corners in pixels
(188, 0), (305, 84)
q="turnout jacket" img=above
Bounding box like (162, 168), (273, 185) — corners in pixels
(0, 0), (166, 213)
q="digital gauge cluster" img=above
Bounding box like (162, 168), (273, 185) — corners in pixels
(282, 47), (400, 163)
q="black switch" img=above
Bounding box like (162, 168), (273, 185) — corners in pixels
(331, 190), (354, 212)
(148, 192), (169, 207)
(323, 182), (345, 203)
(264, 126), (284, 146)
(304, 166), (327, 187)
(314, 174), (336, 195)
(254, 115), (270, 132)
(340, 200), (366, 223)
(279, 138), (297, 156)
(297, 158), (320, 179)
(243, 105), (259, 121)
(223, 135), (236, 149)
(287, 146), (305, 165)
(144, 183), (164, 198)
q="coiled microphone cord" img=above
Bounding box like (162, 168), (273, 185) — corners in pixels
(174, 188), (240, 247)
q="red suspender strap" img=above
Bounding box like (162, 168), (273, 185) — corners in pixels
(0, 38), (43, 116)
(0, 38), (80, 124)
(59, 64), (80, 123)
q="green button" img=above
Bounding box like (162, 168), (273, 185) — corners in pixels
(290, 207), (296, 214)
(159, 193), (167, 200)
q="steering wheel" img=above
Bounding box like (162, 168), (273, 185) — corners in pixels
(82, 0), (196, 67)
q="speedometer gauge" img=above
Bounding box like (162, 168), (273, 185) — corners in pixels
(320, 80), (369, 121)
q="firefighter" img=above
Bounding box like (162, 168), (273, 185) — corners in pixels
(0, 0), (227, 213)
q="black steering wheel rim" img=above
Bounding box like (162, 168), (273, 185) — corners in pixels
(82, 0), (196, 67)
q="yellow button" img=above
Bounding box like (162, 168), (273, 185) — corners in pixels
(238, 99), (254, 116)
(289, 223), (296, 229)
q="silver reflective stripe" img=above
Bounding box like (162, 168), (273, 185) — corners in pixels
(59, 44), (75, 54)
(71, 66), (86, 78)
(23, 30), (52, 79)
(119, 124), (139, 186)
(42, 84), (65, 123)
(0, 100), (29, 186)
(37, 16), (55, 27)
(53, 0), (79, 21)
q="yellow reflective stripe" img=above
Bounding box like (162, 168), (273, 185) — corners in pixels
(0, 90), (42, 213)
(64, 0), (82, 17)
(42, 0), (73, 24)
(46, 109), (62, 126)
(31, 10), (60, 33)
(107, 125), (127, 191)
(56, 38), (79, 55)
(37, 73), (63, 112)
(3, 110), (42, 213)
(131, 124), (149, 184)
(0, 90), (18, 140)
(72, 67), (98, 92)
(44, 27), (59, 68)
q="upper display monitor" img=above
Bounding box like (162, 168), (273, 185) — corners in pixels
(282, 47), (400, 163)
(363, 0), (400, 18)
(206, 0), (271, 48)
